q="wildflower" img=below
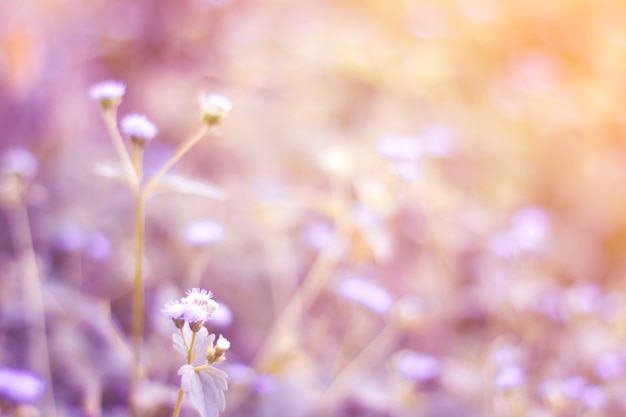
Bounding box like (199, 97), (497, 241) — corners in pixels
(214, 335), (230, 362)
(162, 300), (187, 329)
(1, 148), (39, 180)
(183, 288), (218, 313)
(489, 206), (551, 258)
(120, 114), (158, 145)
(593, 352), (624, 380)
(88, 81), (126, 109)
(183, 303), (211, 332)
(211, 303), (233, 328)
(201, 93), (232, 126)
(185, 220), (225, 247)
(336, 276), (394, 315)
(493, 366), (526, 390)
(581, 385), (607, 410)
(0, 368), (45, 404)
(395, 351), (441, 381)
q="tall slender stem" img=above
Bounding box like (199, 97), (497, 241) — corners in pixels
(142, 125), (210, 198)
(131, 192), (146, 410)
(102, 109), (139, 192)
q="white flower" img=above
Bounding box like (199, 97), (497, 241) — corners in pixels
(120, 114), (158, 143)
(215, 335), (230, 351)
(88, 81), (126, 101)
(201, 93), (232, 125)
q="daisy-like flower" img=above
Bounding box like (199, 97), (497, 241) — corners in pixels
(183, 303), (211, 332)
(200, 93), (232, 126)
(183, 288), (218, 315)
(162, 300), (187, 329)
(120, 114), (158, 145)
(88, 81), (126, 109)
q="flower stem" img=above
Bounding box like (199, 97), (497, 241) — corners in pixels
(172, 329), (198, 417)
(131, 192), (145, 413)
(102, 108), (139, 192)
(142, 125), (210, 198)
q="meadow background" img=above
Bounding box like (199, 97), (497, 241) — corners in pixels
(2, 0), (626, 416)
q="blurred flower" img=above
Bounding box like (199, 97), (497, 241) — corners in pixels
(120, 114), (158, 145)
(88, 81), (125, 109)
(211, 303), (233, 328)
(184, 220), (225, 247)
(86, 232), (112, 260)
(581, 385), (607, 410)
(1, 148), (38, 180)
(395, 350), (441, 381)
(250, 374), (276, 397)
(336, 276), (394, 315)
(377, 136), (421, 160)
(490, 206), (551, 258)
(594, 352), (624, 381)
(561, 376), (587, 399)
(201, 93), (232, 125)
(55, 223), (88, 252)
(493, 366), (526, 390)
(0, 367), (45, 404)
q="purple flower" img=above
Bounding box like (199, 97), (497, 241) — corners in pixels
(0, 368), (45, 404)
(336, 277), (394, 315)
(1, 148), (39, 180)
(88, 81), (126, 100)
(581, 385), (607, 410)
(490, 206), (551, 258)
(162, 300), (186, 321)
(594, 352), (624, 380)
(184, 220), (225, 247)
(395, 351), (441, 381)
(493, 366), (526, 390)
(120, 114), (158, 143)
(211, 303), (233, 328)
(182, 302), (211, 324)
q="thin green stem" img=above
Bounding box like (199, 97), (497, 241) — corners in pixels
(102, 108), (139, 192)
(142, 125), (210, 198)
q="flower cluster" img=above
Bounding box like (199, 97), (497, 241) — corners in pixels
(163, 289), (230, 417)
(162, 288), (219, 332)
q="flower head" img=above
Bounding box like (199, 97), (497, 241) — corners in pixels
(183, 288), (218, 314)
(0, 368), (45, 404)
(185, 220), (225, 247)
(216, 335), (231, 351)
(89, 81), (126, 109)
(1, 148), (39, 180)
(201, 93), (232, 126)
(121, 114), (158, 145)
(162, 300), (187, 328)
